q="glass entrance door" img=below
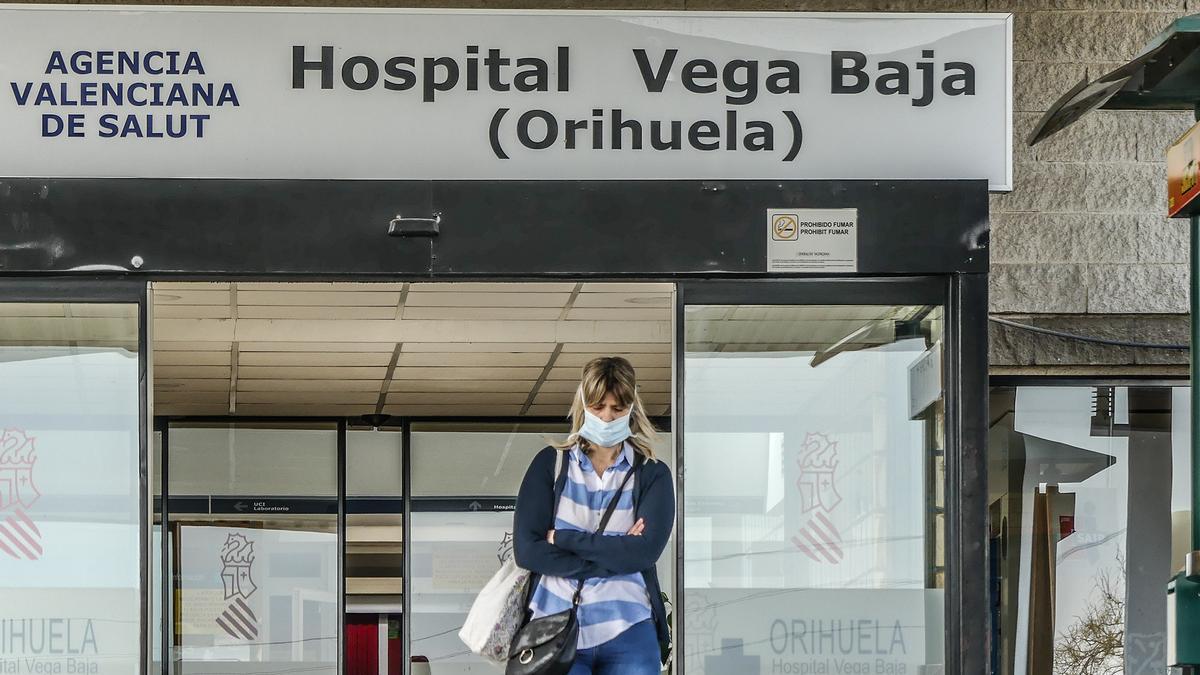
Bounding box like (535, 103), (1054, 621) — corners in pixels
(0, 281), (148, 675)
(678, 280), (949, 675)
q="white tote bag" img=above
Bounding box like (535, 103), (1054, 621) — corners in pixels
(458, 556), (531, 663)
(459, 452), (562, 664)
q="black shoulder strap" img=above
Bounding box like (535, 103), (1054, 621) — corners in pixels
(572, 452), (642, 602)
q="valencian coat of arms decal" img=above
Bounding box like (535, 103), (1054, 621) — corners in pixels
(0, 428), (42, 560)
(218, 533), (260, 641)
(791, 432), (845, 564)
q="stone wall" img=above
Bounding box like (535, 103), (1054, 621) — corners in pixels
(986, 0), (1193, 374)
(20, 0), (1196, 372)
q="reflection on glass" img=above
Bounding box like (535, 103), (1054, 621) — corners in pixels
(409, 425), (563, 673)
(682, 304), (945, 674)
(989, 386), (1186, 675)
(346, 429), (403, 675)
(169, 423), (338, 675)
(0, 303), (141, 675)
(408, 418), (675, 674)
(153, 428), (164, 674)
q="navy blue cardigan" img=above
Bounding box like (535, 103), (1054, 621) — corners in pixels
(512, 446), (675, 663)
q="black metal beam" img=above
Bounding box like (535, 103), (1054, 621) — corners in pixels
(946, 272), (990, 675)
(0, 179), (988, 277)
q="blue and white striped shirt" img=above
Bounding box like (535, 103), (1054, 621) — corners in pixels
(528, 442), (653, 649)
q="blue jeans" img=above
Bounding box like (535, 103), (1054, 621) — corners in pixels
(567, 620), (660, 675)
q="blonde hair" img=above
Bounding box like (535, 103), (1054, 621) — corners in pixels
(554, 356), (658, 460)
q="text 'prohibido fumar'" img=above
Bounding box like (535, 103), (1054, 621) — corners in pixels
(291, 45), (978, 162)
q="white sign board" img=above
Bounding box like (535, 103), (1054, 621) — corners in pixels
(0, 8), (1012, 187)
(908, 341), (943, 419)
(767, 208), (858, 272)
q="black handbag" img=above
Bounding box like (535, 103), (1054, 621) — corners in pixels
(506, 453), (640, 675)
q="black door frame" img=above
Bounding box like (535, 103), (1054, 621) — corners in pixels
(0, 277), (152, 674)
(674, 275), (988, 675)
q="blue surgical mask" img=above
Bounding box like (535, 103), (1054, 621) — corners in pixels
(579, 408), (633, 448)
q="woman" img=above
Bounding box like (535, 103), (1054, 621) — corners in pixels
(513, 356), (674, 675)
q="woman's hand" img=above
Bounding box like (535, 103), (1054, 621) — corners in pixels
(547, 530), (555, 545)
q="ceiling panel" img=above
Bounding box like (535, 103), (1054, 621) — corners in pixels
(158, 282), (232, 290)
(236, 391), (381, 405)
(382, 404), (525, 417)
(238, 306), (400, 320)
(539, 379), (671, 393)
(155, 379), (236, 393)
(564, 308), (669, 321)
(402, 342), (553, 353)
(239, 342), (395, 353)
(386, 392), (530, 405)
(560, 342), (671, 353)
(151, 281), (675, 419)
(233, 403), (379, 416)
(571, 292), (671, 308)
(236, 282), (406, 292)
(154, 351), (233, 366)
(405, 292), (570, 308)
(155, 365), (231, 380)
(152, 289), (230, 305)
(237, 379), (385, 392)
(237, 366), (388, 380)
(396, 352), (550, 367)
(236, 290), (401, 306)
(401, 307), (563, 321)
(155, 391), (229, 404)
(388, 380), (537, 393)
(238, 352), (393, 367)
(579, 283), (673, 294)
(157, 404), (230, 416)
(155, 306), (234, 319)
(155, 341), (233, 352)
(554, 353), (671, 368)
(408, 282), (576, 293)
(390, 366), (544, 381)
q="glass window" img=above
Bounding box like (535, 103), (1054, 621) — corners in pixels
(346, 428), (403, 675)
(682, 304), (946, 674)
(168, 422), (338, 675)
(408, 421), (674, 673)
(0, 302), (142, 675)
(408, 424), (563, 673)
(989, 385), (1189, 675)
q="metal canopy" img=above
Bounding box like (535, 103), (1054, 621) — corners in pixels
(1029, 14), (1200, 145)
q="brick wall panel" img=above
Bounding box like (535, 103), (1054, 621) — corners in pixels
(1137, 216), (1189, 264)
(1083, 162), (1165, 214)
(1029, 111), (1140, 162)
(1013, 61), (1086, 113)
(992, 213), (1141, 264)
(991, 161), (1090, 213)
(1085, 262), (1189, 313)
(1013, 11), (1181, 63)
(1136, 110), (1194, 161)
(988, 0), (1185, 11)
(991, 263), (1088, 312)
